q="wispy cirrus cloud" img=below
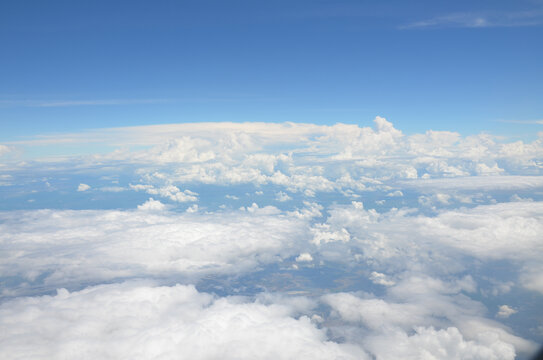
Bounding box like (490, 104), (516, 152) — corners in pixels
(0, 98), (172, 107)
(497, 119), (543, 125)
(401, 9), (543, 29)
(0, 95), (273, 108)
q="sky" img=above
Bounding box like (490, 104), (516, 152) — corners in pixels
(1, 1), (543, 360)
(1, 0), (543, 141)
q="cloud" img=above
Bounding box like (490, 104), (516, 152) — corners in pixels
(137, 198), (167, 211)
(0, 207), (308, 295)
(497, 119), (543, 125)
(5, 118), (543, 199)
(2, 117), (543, 358)
(497, 305), (517, 319)
(0, 144), (11, 157)
(369, 271), (395, 287)
(0, 282), (366, 360)
(130, 184), (198, 202)
(77, 183), (91, 192)
(98, 186), (127, 192)
(295, 253), (313, 262)
(323, 274), (536, 358)
(401, 10), (543, 29)
(275, 191), (292, 202)
(399, 176), (543, 191)
(311, 201), (543, 293)
(0, 98), (172, 107)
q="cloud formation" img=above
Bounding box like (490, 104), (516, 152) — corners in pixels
(1, 118), (542, 358)
(0, 282), (365, 360)
(0, 206), (308, 295)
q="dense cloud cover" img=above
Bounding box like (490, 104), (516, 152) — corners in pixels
(1, 118), (542, 359)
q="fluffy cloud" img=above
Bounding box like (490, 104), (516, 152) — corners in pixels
(130, 184), (198, 202)
(0, 282), (365, 360)
(2, 118), (543, 358)
(312, 201), (543, 271)
(137, 198), (167, 211)
(0, 207), (308, 295)
(77, 183), (91, 192)
(9, 117), (543, 198)
(323, 274), (536, 358)
(497, 305), (517, 319)
(295, 253), (313, 262)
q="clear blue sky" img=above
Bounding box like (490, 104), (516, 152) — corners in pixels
(1, 0), (542, 140)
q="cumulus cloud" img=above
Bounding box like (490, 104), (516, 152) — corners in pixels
(6, 117), (543, 199)
(295, 253), (313, 262)
(0, 282), (365, 360)
(369, 271), (395, 287)
(77, 183), (91, 192)
(130, 184), (198, 202)
(313, 201), (543, 265)
(2, 118), (543, 358)
(137, 198), (166, 211)
(323, 274), (536, 358)
(275, 191), (292, 202)
(497, 305), (517, 319)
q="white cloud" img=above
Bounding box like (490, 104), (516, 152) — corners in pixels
(0, 282), (366, 360)
(2, 118), (543, 358)
(6, 118), (543, 198)
(323, 274), (536, 358)
(130, 184), (198, 202)
(311, 201), (543, 291)
(186, 204), (199, 213)
(98, 186), (126, 192)
(0, 207), (308, 294)
(497, 305), (517, 319)
(287, 201), (323, 220)
(137, 198), (166, 211)
(386, 190), (403, 197)
(400, 176), (543, 192)
(295, 253), (313, 262)
(275, 191), (292, 202)
(369, 271), (395, 287)
(77, 183), (91, 192)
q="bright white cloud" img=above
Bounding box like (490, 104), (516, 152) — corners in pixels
(0, 207), (308, 294)
(0, 282), (366, 360)
(130, 184), (198, 202)
(323, 274), (536, 358)
(137, 198), (167, 211)
(2, 118), (543, 358)
(77, 183), (90, 192)
(7, 117), (543, 196)
(295, 253), (313, 262)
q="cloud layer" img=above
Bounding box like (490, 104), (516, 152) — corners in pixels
(1, 118), (542, 358)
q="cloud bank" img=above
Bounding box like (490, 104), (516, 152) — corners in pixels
(1, 117), (542, 358)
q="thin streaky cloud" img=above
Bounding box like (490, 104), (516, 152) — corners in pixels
(400, 9), (543, 29)
(496, 119), (543, 125)
(0, 98), (173, 108)
(0, 96), (273, 108)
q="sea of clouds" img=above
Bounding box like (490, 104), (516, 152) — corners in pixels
(0, 117), (542, 359)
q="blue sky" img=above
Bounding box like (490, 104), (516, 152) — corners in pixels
(1, 0), (542, 141)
